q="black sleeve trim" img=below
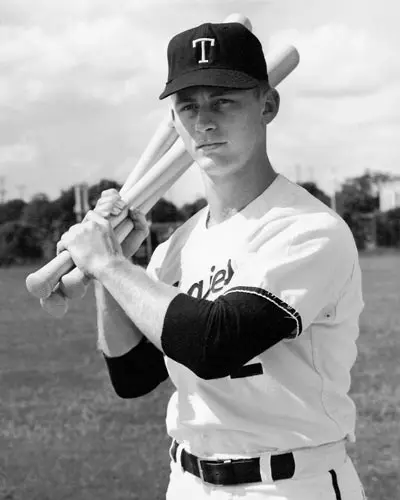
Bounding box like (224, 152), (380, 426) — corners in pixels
(225, 286), (302, 339)
(161, 287), (302, 380)
(103, 338), (169, 398)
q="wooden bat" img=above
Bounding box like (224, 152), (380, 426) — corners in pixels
(26, 137), (189, 300)
(33, 43), (300, 307)
(41, 164), (189, 317)
(38, 42), (300, 318)
(25, 13), (254, 302)
(57, 140), (192, 299)
(40, 163), (191, 317)
(32, 18), (300, 316)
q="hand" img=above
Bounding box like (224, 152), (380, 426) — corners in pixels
(92, 188), (127, 219)
(91, 188), (150, 258)
(121, 209), (150, 258)
(57, 211), (123, 279)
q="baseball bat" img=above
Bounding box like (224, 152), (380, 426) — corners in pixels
(39, 42), (300, 315)
(40, 160), (192, 316)
(33, 19), (300, 314)
(55, 120), (184, 300)
(26, 13), (254, 301)
(26, 137), (190, 300)
(43, 158), (192, 310)
(58, 140), (191, 298)
(31, 42), (300, 304)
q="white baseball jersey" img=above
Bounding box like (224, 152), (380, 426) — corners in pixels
(147, 173), (364, 459)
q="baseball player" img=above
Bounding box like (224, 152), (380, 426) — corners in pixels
(59, 21), (366, 499)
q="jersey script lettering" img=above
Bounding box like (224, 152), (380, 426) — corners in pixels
(186, 259), (234, 299)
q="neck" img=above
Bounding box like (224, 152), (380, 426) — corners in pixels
(202, 153), (277, 228)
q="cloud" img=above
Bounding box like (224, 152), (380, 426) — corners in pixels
(264, 23), (400, 195)
(1, 1), (399, 206)
(0, 15), (166, 109)
(269, 24), (399, 99)
(0, 142), (37, 163)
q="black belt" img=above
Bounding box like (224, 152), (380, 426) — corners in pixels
(170, 440), (295, 486)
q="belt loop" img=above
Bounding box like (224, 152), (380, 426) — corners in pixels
(259, 452), (273, 483)
(176, 443), (184, 472)
(169, 440), (176, 462)
(197, 457), (205, 482)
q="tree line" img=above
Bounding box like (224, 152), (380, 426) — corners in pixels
(0, 170), (399, 266)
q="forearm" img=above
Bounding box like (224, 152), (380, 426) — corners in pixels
(94, 280), (144, 357)
(95, 257), (179, 351)
(95, 257), (299, 380)
(103, 338), (169, 398)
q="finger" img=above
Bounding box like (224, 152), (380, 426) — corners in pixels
(100, 188), (120, 197)
(110, 202), (126, 216)
(99, 190), (125, 209)
(128, 209), (148, 229)
(95, 195), (126, 217)
(56, 240), (66, 255)
(98, 194), (125, 208)
(84, 210), (111, 229)
(56, 225), (78, 253)
(94, 200), (124, 218)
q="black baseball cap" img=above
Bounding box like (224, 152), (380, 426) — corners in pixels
(159, 22), (269, 100)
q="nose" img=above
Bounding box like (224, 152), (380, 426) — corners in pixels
(194, 108), (216, 133)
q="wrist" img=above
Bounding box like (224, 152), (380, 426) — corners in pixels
(93, 254), (128, 283)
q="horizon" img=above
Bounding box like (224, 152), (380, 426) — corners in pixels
(1, 0), (399, 205)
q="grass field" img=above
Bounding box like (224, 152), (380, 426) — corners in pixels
(1, 250), (399, 499)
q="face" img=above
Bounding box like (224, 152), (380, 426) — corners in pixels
(170, 85), (276, 177)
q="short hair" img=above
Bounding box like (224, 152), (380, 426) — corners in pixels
(252, 81), (271, 99)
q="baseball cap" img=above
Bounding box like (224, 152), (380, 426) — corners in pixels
(159, 22), (269, 100)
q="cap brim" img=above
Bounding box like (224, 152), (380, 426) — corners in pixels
(159, 68), (260, 99)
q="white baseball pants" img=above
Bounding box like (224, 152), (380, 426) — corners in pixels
(166, 443), (366, 500)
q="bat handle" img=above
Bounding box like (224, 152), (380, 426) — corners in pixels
(25, 200), (131, 300)
(26, 250), (75, 299)
(59, 268), (90, 298)
(45, 217), (135, 306)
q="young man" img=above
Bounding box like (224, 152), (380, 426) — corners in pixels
(59, 22), (366, 499)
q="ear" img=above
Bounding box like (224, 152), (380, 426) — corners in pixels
(169, 104), (178, 130)
(261, 88), (280, 125)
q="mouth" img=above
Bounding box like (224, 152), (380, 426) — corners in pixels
(196, 142), (226, 151)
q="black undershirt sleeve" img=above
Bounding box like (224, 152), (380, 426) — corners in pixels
(161, 287), (302, 380)
(103, 337), (169, 398)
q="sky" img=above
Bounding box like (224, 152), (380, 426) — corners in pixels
(0, 0), (399, 206)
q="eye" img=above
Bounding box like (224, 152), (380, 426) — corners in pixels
(213, 98), (235, 111)
(179, 103), (198, 112)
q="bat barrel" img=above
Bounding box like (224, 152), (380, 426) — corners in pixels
(267, 45), (300, 88)
(120, 114), (178, 196)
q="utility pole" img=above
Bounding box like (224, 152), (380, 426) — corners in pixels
(74, 183), (90, 222)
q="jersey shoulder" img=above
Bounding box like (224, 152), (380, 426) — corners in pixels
(275, 175), (355, 244)
(248, 175), (357, 263)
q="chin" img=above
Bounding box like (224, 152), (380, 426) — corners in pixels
(197, 156), (240, 178)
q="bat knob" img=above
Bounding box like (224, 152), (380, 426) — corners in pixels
(40, 289), (69, 318)
(26, 273), (53, 299)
